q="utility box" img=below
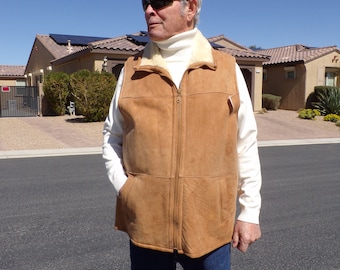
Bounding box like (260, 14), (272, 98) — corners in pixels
(8, 100), (16, 110)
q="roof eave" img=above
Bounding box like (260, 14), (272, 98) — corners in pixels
(90, 48), (142, 55)
(51, 48), (90, 65)
(263, 60), (304, 66)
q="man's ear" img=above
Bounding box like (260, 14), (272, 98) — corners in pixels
(186, 0), (197, 24)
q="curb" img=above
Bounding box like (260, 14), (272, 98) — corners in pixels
(0, 147), (102, 159)
(258, 138), (340, 147)
(0, 138), (339, 159)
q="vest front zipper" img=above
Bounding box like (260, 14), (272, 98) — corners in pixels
(173, 86), (182, 251)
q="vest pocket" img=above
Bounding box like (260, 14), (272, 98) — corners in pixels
(219, 178), (229, 221)
(116, 173), (172, 248)
(180, 176), (237, 252)
(181, 175), (237, 229)
(227, 93), (240, 114)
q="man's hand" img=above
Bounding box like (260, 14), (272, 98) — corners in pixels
(232, 220), (261, 253)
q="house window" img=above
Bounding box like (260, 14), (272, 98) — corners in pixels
(16, 80), (26, 87)
(284, 66), (296, 79)
(263, 69), (267, 81)
(325, 72), (336, 86)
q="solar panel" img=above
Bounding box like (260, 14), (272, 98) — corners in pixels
(50, 34), (109, 46)
(210, 42), (225, 49)
(127, 34), (150, 45)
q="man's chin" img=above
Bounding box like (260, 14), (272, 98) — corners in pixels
(148, 31), (170, 42)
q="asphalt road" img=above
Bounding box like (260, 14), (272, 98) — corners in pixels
(0, 144), (339, 270)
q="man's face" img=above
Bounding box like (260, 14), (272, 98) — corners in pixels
(144, 0), (195, 41)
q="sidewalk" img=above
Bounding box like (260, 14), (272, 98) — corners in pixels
(0, 110), (339, 159)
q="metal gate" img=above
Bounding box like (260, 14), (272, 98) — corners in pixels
(0, 86), (39, 117)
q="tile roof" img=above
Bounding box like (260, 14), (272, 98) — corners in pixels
(36, 34), (89, 60)
(258, 44), (340, 65)
(35, 32), (270, 63)
(218, 47), (270, 60)
(0, 65), (26, 77)
(89, 35), (145, 52)
(208, 35), (270, 61)
(88, 32), (270, 60)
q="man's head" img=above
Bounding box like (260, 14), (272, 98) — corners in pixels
(142, 0), (202, 41)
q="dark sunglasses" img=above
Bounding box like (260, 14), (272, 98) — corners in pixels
(142, 0), (178, 11)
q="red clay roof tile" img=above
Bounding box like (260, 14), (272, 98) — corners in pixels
(0, 65), (26, 77)
(258, 44), (340, 65)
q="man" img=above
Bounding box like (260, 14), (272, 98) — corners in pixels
(103, 0), (262, 269)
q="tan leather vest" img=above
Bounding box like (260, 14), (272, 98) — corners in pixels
(115, 45), (240, 258)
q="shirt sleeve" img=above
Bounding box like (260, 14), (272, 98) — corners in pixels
(102, 68), (128, 195)
(235, 63), (262, 224)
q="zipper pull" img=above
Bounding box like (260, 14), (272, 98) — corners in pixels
(177, 90), (181, 103)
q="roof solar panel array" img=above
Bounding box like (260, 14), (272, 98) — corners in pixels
(50, 34), (109, 46)
(126, 34), (150, 45)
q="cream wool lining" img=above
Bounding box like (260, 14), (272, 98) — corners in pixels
(140, 29), (215, 70)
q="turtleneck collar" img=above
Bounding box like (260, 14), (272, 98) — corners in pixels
(154, 28), (197, 53)
(139, 29), (215, 71)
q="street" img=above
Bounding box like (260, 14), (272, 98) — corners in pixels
(0, 144), (339, 270)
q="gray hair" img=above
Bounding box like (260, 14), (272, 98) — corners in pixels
(180, 0), (202, 26)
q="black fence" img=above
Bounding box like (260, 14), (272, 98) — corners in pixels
(0, 86), (39, 117)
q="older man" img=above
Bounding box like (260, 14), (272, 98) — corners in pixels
(103, 0), (262, 269)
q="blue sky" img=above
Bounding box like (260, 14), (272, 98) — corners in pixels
(2, 0), (339, 65)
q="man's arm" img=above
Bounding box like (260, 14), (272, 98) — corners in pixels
(233, 64), (262, 252)
(102, 69), (128, 194)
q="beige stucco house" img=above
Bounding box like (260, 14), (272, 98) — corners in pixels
(259, 45), (340, 110)
(24, 32), (269, 112)
(0, 65), (26, 86)
(0, 65), (33, 116)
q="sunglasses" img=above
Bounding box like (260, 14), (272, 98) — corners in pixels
(142, 0), (179, 11)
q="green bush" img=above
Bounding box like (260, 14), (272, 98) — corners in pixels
(336, 121), (340, 127)
(70, 70), (116, 122)
(324, 114), (340, 122)
(43, 72), (70, 115)
(298, 108), (321, 120)
(262, 94), (281, 110)
(313, 86), (340, 116)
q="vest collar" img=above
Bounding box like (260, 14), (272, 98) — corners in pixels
(136, 29), (216, 72)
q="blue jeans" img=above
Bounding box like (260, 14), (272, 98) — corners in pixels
(130, 242), (231, 270)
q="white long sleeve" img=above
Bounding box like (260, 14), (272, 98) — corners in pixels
(102, 71), (127, 194)
(235, 65), (262, 224)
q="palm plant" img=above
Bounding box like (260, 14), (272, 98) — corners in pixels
(313, 88), (340, 116)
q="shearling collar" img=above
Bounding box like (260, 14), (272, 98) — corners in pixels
(137, 29), (216, 71)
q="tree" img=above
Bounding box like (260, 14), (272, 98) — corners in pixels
(43, 72), (70, 115)
(70, 70), (116, 122)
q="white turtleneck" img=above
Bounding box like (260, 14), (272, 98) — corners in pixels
(154, 28), (197, 88)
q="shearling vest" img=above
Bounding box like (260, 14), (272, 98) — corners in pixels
(115, 39), (240, 258)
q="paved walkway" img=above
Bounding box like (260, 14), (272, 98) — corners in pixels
(0, 110), (339, 159)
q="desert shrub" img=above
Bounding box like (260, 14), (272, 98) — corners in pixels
(324, 114), (340, 122)
(298, 108), (321, 120)
(305, 91), (318, 109)
(313, 86), (340, 116)
(43, 72), (70, 115)
(262, 94), (281, 110)
(70, 70), (116, 122)
(336, 121), (340, 127)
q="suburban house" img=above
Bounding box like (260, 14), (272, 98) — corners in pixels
(23, 32), (269, 115)
(0, 65), (34, 117)
(0, 65), (26, 86)
(259, 45), (340, 110)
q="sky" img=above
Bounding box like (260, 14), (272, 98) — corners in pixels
(1, 0), (340, 65)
